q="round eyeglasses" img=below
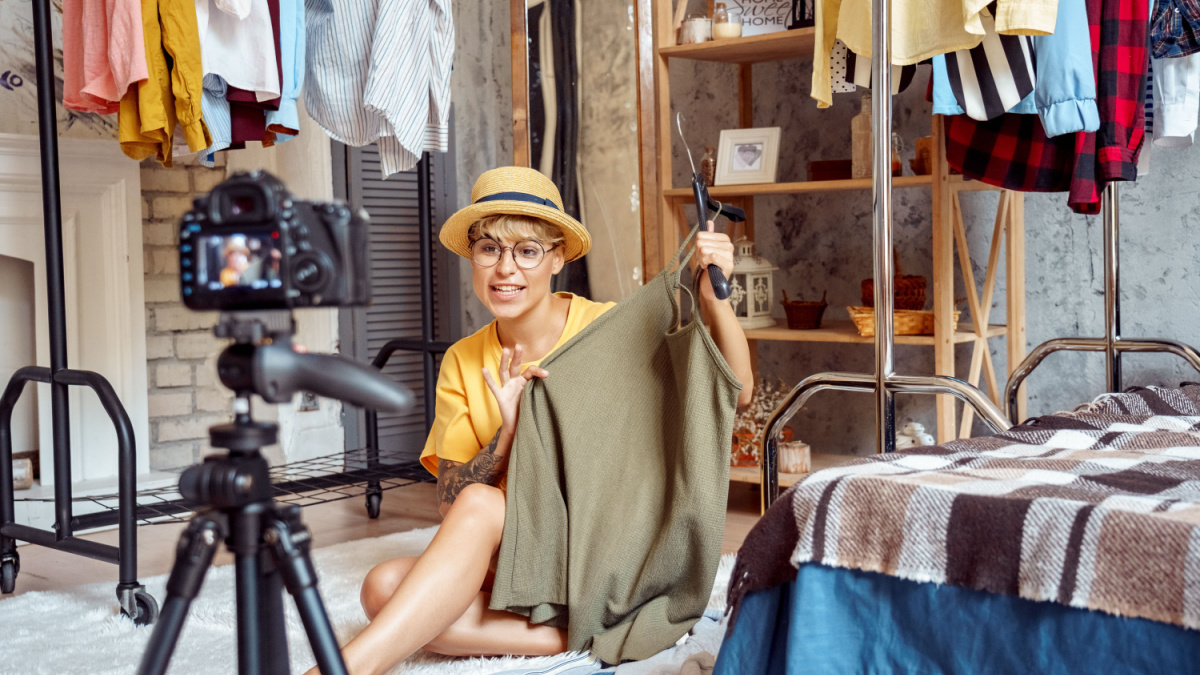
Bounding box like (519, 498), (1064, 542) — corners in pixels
(469, 239), (555, 269)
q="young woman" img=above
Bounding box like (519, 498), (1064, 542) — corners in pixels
(311, 167), (753, 675)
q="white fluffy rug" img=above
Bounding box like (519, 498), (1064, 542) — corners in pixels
(0, 527), (734, 674)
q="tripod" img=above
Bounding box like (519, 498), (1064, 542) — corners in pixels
(138, 313), (412, 675)
(137, 408), (346, 675)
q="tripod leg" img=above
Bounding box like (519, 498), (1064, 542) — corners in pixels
(268, 506), (348, 675)
(232, 504), (268, 675)
(137, 514), (225, 675)
(257, 547), (292, 675)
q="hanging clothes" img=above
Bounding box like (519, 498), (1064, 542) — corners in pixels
(1139, 51), (1154, 174)
(304, 0), (454, 177)
(811, 0), (1059, 107)
(62, 0), (149, 114)
(489, 230), (742, 665)
(1151, 53), (1200, 147)
(119, 0), (211, 167)
(944, 0), (1147, 214)
(1150, 0), (1200, 58)
(933, 15), (1036, 122)
(933, 0), (1098, 136)
(265, 0), (306, 140)
(829, 40), (917, 95)
(226, 0), (283, 148)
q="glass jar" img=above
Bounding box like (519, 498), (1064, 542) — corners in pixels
(700, 145), (717, 187)
(712, 3), (743, 40)
(679, 14), (711, 44)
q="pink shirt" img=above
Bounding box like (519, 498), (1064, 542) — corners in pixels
(63, 0), (150, 114)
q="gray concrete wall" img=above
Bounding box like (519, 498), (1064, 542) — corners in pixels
(449, 11), (1200, 456)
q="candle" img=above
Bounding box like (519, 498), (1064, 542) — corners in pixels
(712, 22), (743, 39)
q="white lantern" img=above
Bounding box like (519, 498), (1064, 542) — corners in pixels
(730, 237), (777, 329)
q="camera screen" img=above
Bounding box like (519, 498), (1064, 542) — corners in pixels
(196, 232), (283, 291)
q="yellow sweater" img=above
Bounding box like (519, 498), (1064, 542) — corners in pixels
(119, 0), (210, 166)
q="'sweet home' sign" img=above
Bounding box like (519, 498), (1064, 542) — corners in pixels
(731, 0), (793, 36)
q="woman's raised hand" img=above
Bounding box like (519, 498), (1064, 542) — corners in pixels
(695, 219), (736, 303)
(482, 345), (549, 431)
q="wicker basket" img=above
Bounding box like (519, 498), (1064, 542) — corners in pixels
(781, 290), (827, 330)
(861, 254), (927, 310)
(846, 306), (960, 337)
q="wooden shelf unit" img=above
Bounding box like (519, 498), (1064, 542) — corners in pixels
(642, 11), (1029, 444)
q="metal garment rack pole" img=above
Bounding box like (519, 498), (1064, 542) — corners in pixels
(757, 0), (1012, 512)
(362, 153), (451, 518)
(1003, 183), (1200, 422)
(0, 0), (153, 620)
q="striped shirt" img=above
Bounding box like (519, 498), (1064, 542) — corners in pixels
(829, 40), (916, 95)
(304, 0), (454, 178)
(940, 14), (1035, 122)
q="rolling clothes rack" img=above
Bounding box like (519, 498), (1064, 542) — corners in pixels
(1003, 183), (1200, 422)
(362, 153), (451, 518)
(0, 0), (156, 622)
(758, 0), (1013, 511)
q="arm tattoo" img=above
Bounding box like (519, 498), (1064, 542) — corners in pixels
(437, 430), (506, 506)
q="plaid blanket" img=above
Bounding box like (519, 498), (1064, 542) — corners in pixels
(727, 385), (1200, 632)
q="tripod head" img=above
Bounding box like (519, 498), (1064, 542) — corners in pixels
(180, 311), (413, 507)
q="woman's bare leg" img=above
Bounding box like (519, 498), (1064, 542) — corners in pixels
(307, 483), (552, 675)
(360, 557), (567, 658)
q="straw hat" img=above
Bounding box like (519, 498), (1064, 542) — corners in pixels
(439, 167), (591, 263)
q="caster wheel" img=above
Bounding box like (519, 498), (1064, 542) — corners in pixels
(366, 492), (381, 519)
(1, 560), (17, 594)
(128, 589), (159, 626)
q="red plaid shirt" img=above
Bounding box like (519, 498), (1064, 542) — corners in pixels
(944, 0), (1147, 214)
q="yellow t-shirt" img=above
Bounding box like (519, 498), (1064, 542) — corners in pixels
(419, 293), (616, 484)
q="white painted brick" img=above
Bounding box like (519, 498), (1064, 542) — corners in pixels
(150, 248), (179, 275)
(155, 307), (218, 332)
(144, 276), (180, 304)
(142, 198), (150, 221)
(152, 196), (194, 221)
(175, 332), (224, 360)
(141, 168), (190, 193)
(196, 387), (233, 413)
(145, 335), (174, 360)
(150, 441), (200, 471)
(157, 415), (227, 442)
(155, 363), (193, 387)
(191, 168), (226, 193)
(195, 356), (221, 387)
(148, 392), (193, 418)
(144, 221), (178, 247)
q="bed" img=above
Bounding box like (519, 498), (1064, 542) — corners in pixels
(715, 385), (1200, 674)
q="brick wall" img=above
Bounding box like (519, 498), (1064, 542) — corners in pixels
(140, 157), (235, 470)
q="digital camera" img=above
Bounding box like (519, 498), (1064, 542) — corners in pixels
(179, 171), (370, 310)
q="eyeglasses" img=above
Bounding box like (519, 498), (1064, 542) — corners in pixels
(469, 238), (555, 269)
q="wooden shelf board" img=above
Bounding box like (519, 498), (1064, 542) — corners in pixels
(660, 28), (815, 64)
(744, 318), (1006, 345)
(729, 452), (857, 487)
(664, 174), (933, 199)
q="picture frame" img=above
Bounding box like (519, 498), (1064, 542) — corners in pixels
(715, 127), (781, 186)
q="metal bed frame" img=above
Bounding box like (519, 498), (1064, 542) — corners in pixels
(757, 0), (1013, 511)
(0, 0), (153, 621)
(1003, 182), (1200, 422)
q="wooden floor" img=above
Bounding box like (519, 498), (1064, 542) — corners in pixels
(6, 480), (767, 598)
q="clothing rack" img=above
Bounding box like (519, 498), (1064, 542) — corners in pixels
(757, 0), (1013, 511)
(1003, 182), (1200, 422)
(0, 0), (155, 621)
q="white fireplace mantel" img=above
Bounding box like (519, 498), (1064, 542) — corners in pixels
(0, 133), (149, 486)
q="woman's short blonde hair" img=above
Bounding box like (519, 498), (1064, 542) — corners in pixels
(468, 214), (565, 248)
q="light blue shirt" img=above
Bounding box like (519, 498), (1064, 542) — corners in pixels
(933, 0), (1099, 137)
(199, 74), (231, 168)
(266, 0), (305, 141)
